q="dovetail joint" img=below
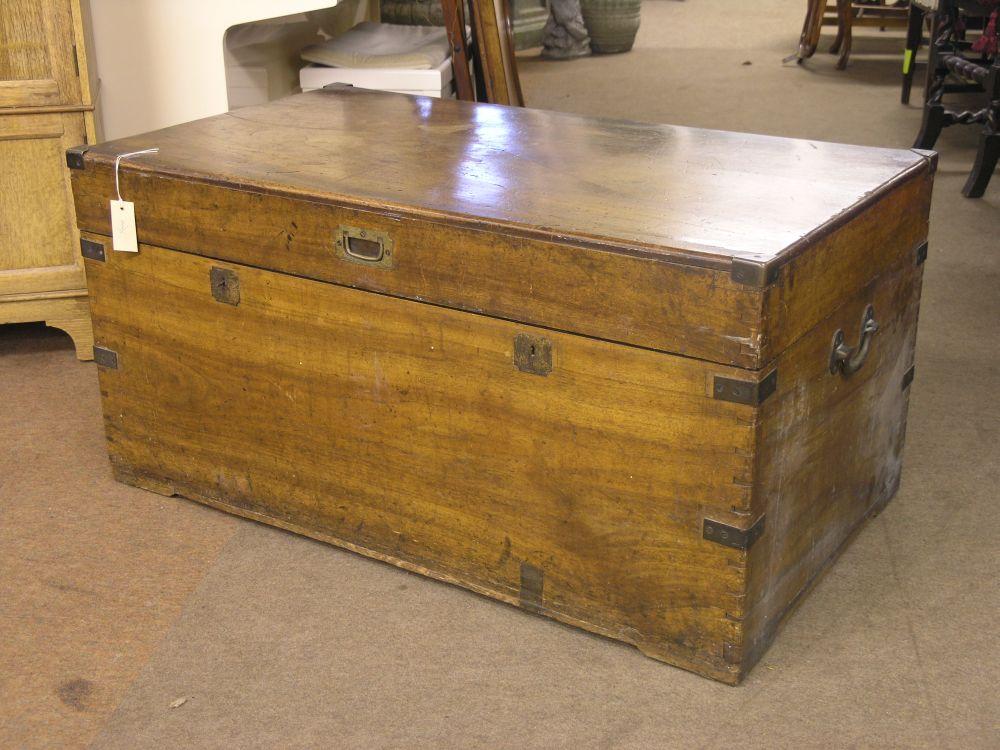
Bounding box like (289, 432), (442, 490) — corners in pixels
(519, 562), (544, 614)
(722, 642), (742, 665)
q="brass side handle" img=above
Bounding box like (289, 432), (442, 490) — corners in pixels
(829, 304), (878, 376)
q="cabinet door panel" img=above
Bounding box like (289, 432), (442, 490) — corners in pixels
(0, 0), (81, 108)
(0, 111), (86, 294)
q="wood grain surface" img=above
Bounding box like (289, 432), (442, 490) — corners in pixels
(0, 109), (91, 358)
(68, 90), (934, 368)
(743, 248), (923, 677)
(468, 0), (524, 106)
(81, 228), (925, 682)
(71, 164), (764, 367)
(0, 0), (82, 109)
(83, 233), (767, 683)
(0, 292), (92, 358)
(1, 0), (97, 360)
(70, 90), (932, 682)
(759, 165), (932, 364)
(0, 111), (85, 280)
(72, 88), (928, 267)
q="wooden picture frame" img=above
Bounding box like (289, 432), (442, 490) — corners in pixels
(440, 0), (477, 101)
(467, 0), (525, 106)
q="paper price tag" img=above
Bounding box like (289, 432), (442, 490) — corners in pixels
(109, 146), (158, 253)
(110, 199), (138, 253)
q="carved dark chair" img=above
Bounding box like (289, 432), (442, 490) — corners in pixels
(902, 1), (991, 102)
(913, 0), (999, 197)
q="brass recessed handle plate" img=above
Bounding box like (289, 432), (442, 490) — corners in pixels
(335, 226), (395, 269)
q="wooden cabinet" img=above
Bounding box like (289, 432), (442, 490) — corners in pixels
(0, 0), (83, 108)
(0, 0), (97, 359)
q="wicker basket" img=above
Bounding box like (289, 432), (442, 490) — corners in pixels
(580, 0), (641, 54)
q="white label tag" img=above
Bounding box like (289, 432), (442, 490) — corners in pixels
(110, 199), (138, 252)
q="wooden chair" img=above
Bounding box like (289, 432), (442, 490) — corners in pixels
(901, 1), (989, 102)
(796, 0), (911, 69)
(913, 0), (999, 197)
(901, 1), (933, 102)
(440, 0), (477, 101)
(441, 0), (524, 106)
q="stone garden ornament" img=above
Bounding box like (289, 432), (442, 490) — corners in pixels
(542, 0), (592, 59)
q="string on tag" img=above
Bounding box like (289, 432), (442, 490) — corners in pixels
(114, 148), (159, 201)
(110, 147), (158, 253)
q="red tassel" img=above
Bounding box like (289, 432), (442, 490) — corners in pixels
(971, 9), (998, 58)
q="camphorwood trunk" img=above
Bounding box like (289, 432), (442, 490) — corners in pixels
(69, 89), (933, 684)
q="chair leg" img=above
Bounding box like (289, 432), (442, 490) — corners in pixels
(830, 1), (846, 53)
(914, 104), (947, 149)
(835, 0), (853, 70)
(962, 130), (1000, 198)
(902, 6), (926, 104)
(799, 0), (826, 59)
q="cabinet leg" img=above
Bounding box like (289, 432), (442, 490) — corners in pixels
(0, 294), (93, 361)
(46, 314), (95, 360)
(962, 131), (1000, 199)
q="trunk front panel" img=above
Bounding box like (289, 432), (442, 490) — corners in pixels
(83, 234), (757, 683)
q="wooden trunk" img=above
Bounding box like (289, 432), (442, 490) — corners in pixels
(68, 89), (933, 684)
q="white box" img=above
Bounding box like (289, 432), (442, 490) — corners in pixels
(299, 57), (454, 98)
(302, 83), (456, 99)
